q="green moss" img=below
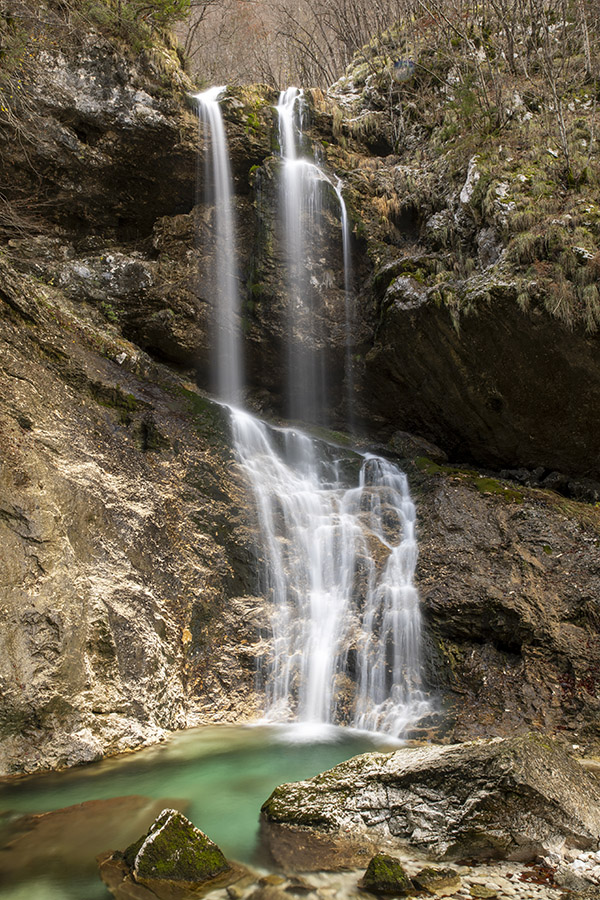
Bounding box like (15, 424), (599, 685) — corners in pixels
(90, 382), (141, 423)
(436, 639), (466, 679)
(307, 425), (354, 447)
(362, 853), (414, 894)
(416, 459), (524, 502)
(474, 477), (524, 502)
(245, 111), (261, 134)
(176, 386), (229, 446)
(127, 810), (230, 884)
(415, 455), (454, 475)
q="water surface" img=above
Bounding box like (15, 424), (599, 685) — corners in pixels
(0, 724), (397, 900)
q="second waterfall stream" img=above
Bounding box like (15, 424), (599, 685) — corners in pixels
(196, 86), (431, 737)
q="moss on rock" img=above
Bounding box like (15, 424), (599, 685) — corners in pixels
(362, 853), (414, 894)
(124, 809), (230, 885)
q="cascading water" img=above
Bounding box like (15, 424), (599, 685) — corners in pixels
(232, 410), (430, 735)
(195, 86), (243, 405)
(277, 87), (328, 425)
(333, 177), (355, 432)
(198, 86), (431, 738)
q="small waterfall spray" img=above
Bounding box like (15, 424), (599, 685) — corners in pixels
(198, 86), (431, 738)
(195, 86), (243, 405)
(333, 178), (355, 433)
(277, 87), (328, 425)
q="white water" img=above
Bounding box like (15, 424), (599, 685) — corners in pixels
(333, 177), (355, 432)
(195, 86), (243, 404)
(231, 408), (430, 736)
(277, 87), (327, 424)
(198, 87), (431, 738)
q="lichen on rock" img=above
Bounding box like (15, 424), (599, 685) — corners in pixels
(99, 809), (234, 899)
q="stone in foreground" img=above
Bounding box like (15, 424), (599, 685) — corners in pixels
(361, 853), (414, 894)
(261, 735), (600, 866)
(412, 867), (462, 896)
(99, 809), (234, 899)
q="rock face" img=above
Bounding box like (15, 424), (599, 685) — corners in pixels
(2, 2), (600, 776)
(0, 10), (276, 775)
(408, 458), (600, 746)
(362, 287), (600, 482)
(261, 736), (600, 865)
(0, 252), (265, 775)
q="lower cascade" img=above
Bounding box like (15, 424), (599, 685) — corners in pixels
(232, 408), (431, 736)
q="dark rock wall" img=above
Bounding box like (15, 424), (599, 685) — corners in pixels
(409, 460), (600, 744)
(364, 289), (600, 480)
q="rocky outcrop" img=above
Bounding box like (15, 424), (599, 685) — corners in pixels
(326, 59), (600, 482)
(261, 735), (600, 867)
(406, 456), (600, 745)
(0, 252), (265, 775)
(362, 283), (600, 482)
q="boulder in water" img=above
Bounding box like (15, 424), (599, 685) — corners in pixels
(261, 735), (600, 866)
(99, 808), (235, 899)
(412, 867), (462, 895)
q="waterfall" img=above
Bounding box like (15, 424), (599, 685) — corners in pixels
(195, 86), (243, 405)
(232, 409), (430, 735)
(277, 87), (327, 425)
(198, 86), (431, 738)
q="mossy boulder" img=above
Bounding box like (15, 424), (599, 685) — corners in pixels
(125, 809), (230, 886)
(361, 854), (414, 894)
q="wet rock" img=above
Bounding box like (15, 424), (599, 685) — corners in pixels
(387, 430), (447, 463)
(413, 467), (600, 745)
(412, 866), (461, 895)
(469, 887), (497, 899)
(284, 876), (318, 895)
(361, 853), (414, 894)
(261, 736), (600, 865)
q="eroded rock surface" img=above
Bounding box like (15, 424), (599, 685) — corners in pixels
(261, 735), (600, 865)
(0, 254), (264, 775)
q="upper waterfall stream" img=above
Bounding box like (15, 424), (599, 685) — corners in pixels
(196, 86), (431, 739)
